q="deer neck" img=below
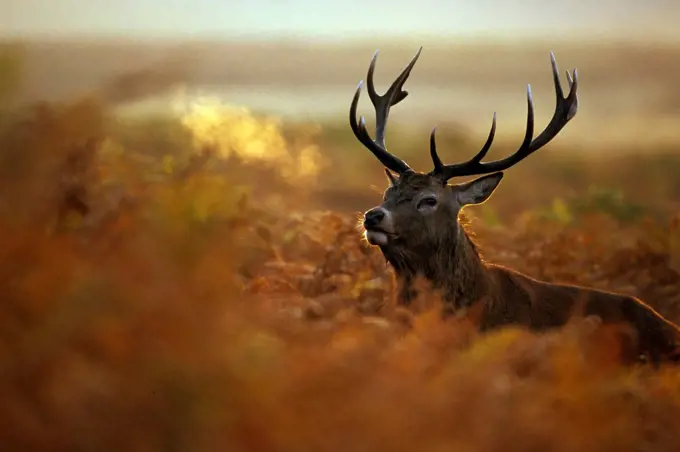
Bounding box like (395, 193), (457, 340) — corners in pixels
(383, 224), (489, 310)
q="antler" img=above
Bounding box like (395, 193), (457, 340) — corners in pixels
(430, 51), (579, 181)
(349, 47), (423, 175)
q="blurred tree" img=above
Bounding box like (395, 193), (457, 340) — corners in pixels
(0, 43), (24, 108)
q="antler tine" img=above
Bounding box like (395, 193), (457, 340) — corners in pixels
(368, 47), (422, 151)
(432, 52), (578, 181)
(471, 112), (498, 163)
(429, 127), (444, 173)
(529, 51), (578, 150)
(349, 47), (423, 175)
(429, 113), (497, 176)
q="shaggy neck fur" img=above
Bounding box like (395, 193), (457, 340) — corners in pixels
(380, 214), (490, 311)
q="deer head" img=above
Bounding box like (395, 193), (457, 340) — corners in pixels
(350, 47), (579, 279)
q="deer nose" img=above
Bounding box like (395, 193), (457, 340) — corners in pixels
(363, 208), (386, 229)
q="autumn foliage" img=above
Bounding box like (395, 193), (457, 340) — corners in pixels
(2, 97), (680, 452)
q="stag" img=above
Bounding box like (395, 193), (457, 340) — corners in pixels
(349, 47), (680, 366)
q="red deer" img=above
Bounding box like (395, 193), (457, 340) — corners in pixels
(349, 47), (680, 366)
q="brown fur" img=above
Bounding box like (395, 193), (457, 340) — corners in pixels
(364, 171), (680, 367)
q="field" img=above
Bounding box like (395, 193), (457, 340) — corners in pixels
(2, 38), (680, 451)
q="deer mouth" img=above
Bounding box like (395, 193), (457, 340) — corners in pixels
(364, 228), (395, 246)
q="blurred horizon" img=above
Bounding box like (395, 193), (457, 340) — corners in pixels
(3, 0), (680, 41)
(3, 0), (680, 150)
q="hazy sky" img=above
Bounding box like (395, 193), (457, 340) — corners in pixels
(2, 0), (679, 40)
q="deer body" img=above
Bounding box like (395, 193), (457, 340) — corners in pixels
(388, 211), (679, 365)
(348, 47), (680, 365)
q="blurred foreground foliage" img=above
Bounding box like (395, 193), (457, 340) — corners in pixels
(1, 96), (680, 452)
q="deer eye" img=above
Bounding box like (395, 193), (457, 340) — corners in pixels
(416, 196), (438, 211)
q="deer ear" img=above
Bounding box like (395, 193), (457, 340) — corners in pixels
(455, 172), (504, 206)
(385, 168), (398, 187)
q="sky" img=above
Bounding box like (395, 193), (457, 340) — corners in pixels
(2, 0), (679, 41)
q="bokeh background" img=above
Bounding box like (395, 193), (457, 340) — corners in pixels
(2, 1), (680, 451)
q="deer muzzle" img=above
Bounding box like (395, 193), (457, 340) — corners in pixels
(363, 207), (393, 246)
